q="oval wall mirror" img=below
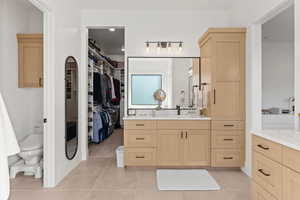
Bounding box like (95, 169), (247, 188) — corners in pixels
(65, 56), (78, 160)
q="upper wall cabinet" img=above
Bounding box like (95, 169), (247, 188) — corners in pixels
(199, 28), (246, 120)
(17, 34), (43, 88)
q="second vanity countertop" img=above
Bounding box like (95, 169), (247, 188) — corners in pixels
(252, 129), (300, 151)
(123, 115), (211, 121)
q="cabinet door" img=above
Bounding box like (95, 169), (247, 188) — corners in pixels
(183, 130), (210, 166)
(211, 33), (245, 120)
(157, 130), (183, 166)
(212, 82), (242, 120)
(252, 182), (277, 200)
(283, 167), (300, 200)
(18, 41), (43, 88)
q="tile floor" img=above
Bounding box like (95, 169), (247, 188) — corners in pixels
(9, 129), (251, 200)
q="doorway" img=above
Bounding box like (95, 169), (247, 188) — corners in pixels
(85, 27), (125, 161)
(261, 5), (295, 129)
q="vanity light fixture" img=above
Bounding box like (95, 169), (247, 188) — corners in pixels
(145, 41), (184, 53)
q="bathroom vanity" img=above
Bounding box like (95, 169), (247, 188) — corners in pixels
(124, 28), (246, 168)
(124, 117), (245, 168)
(251, 130), (300, 200)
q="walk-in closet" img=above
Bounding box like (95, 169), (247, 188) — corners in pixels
(87, 28), (125, 158)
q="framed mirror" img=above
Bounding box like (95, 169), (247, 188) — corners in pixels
(65, 56), (78, 160)
(127, 57), (200, 109)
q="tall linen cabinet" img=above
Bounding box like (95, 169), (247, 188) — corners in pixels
(199, 28), (246, 167)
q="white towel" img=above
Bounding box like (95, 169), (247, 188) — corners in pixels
(0, 92), (20, 200)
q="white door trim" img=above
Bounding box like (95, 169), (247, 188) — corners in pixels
(28, 0), (56, 187)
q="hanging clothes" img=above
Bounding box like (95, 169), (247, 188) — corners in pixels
(112, 78), (120, 105)
(109, 75), (117, 100)
(0, 92), (20, 200)
(92, 111), (103, 143)
(93, 72), (103, 104)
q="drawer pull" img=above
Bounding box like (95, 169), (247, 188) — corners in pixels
(136, 137), (145, 140)
(223, 138), (233, 141)
(135, 124), (145, 127)
(185, 131), (188, 139)
(223, 157), (233, 160)
(136, 156), (145, 159)
(224, 124), (234, 127)
(258, 169), (271, 177)
(257, 144), (270, 150)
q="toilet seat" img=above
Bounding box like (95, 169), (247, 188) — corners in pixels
(20, 134), (43, 151)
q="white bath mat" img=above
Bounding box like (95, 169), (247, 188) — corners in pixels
(156, 169), (221, 191)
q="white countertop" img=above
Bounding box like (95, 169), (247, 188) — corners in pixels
(123, 115), (211, 121)
(252, 129), (300, 151)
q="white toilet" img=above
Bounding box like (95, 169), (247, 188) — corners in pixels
(10, 134), (43, 179)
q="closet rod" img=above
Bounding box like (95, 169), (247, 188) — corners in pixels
(88, 46), (115, 71)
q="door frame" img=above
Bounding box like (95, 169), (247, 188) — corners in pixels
(80, 26), (126, 161)
(244, 0), (294, 177)
(27, 0), (56, 187)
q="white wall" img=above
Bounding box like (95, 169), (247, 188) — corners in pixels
(82, 10), (231, 57)
(262, 41), (294, 109)
(0, 0), (43, 141)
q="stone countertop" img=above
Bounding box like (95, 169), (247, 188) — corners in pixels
(252, 129), (300, 151)
(123, 115), (211, 121)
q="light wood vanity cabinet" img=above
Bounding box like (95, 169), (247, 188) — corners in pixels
(199, 28), (246, 167)
(252, 135), (300, 200)
(124, 120), (210, 167)
(17, 34), (43, 88)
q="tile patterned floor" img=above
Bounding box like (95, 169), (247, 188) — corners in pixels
(9, 129), (251, 200)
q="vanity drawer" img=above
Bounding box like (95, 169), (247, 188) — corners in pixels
(157, 120), (210, 130)
(252, 182), (277, 200)
(125, 148), (156, 166)
(211, 149), (242, 167)
(212, 121), (244, 130)
(252, 135), (282, 163)
(252, 152), (283, 199)
(124, 120), (156, 130)
(124, 130), (157, 147)
(283, 146), (300, 173)
(212, 134), (242, 149)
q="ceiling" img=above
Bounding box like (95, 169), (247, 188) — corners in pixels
(78, 0), (235, 11)
(89, 28), (125, 55)
(262, 6), (294, 42)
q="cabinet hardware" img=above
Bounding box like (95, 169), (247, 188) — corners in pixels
(223, 157), (233, 160)
(224, 124), (234, 127)
(136, 124), (144, 127)
(223, 138), (233, 141)
(213, 89), (216, 104)
(258, 169), (271, 177)
(185, 131), (188, 139)
(136, 138), (145, 140)
(136, 156), (145, 159)
(257, 144), (269, 150)
(181, 131), (183, 139)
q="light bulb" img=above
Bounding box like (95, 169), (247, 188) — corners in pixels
(168, 42), (172, 52)
(179, 42), (183, 52)
(157, 42), (161, 54)
(146, 42), (150, 53)
(109, 28), (116, 32)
